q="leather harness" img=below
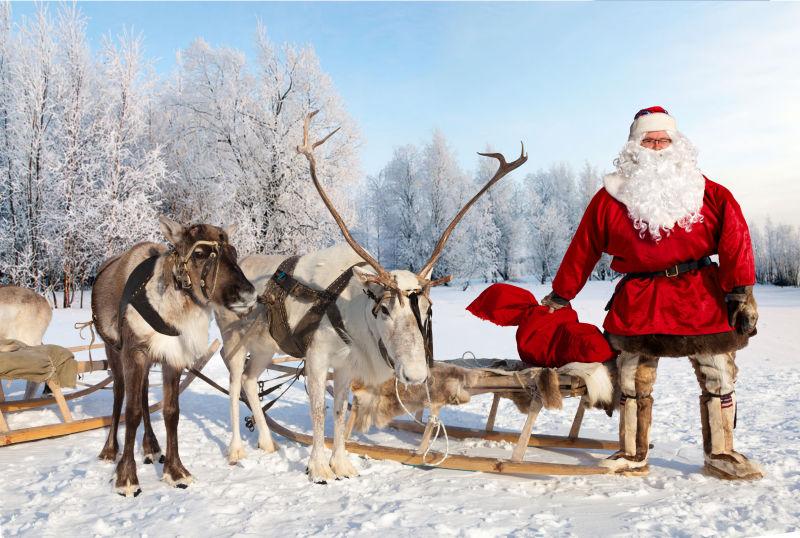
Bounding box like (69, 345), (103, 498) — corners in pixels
(119, 255), (181, 338)
(110, 241), (225, 344)
(261, 256), (434, 367)
(261, 256), (367, 359)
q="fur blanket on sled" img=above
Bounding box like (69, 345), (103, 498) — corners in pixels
(350, 360), (617, 433)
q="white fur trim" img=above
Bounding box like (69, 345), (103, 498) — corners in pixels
(602, 173), (626, 202)
(599, 455), (648, 471)
(629, 113), (677, 139)
(557, 362), (613, 407)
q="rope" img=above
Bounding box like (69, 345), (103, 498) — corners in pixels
(393, 377), (449, 466)
(73, 320), (97, 374)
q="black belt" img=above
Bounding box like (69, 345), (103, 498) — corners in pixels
(625, 256), (715, 279)
(605, 256), (715, 311)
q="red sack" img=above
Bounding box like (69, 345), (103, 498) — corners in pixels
(466, 283), (616, 367)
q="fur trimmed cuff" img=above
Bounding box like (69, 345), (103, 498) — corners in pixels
(607, 331), (751, 357)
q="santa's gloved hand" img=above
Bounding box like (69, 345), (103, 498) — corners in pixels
(541, 291), (570, 313)
(725, 286), (758, 335)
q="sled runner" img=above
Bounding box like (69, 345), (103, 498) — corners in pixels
(225, 357), (620, 477)
(0, 340), (220, 446)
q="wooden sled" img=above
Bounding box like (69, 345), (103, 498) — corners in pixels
(258, 359), (618, 477)
(0, 340), (220, 446)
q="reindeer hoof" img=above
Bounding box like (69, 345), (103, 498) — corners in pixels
(143, 451), (162, 465)
(228, 443), (246, 464)
(330, 456), (359, 479)
(258, 438), (278, 453)
(163, 472), (194, 489)
(115, 482), (141, 498)
(306, 460), (336, 484)
(98, 449), (117, 462)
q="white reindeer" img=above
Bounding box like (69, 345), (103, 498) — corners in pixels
(0, 286), (53, 398)
(215, 111), (527, 483)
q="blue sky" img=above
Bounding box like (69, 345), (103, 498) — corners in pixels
(9, 1), (800, 225)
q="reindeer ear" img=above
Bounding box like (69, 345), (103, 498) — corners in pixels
(224, 223), (238, 239)
(159, 215), (185, 245)
(352, 266), (377, 287)
(419, 267), (434, 281)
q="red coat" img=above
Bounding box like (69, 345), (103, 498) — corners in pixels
(552, 178), (755, 336)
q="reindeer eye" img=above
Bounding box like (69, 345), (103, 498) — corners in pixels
(193, 248), (208, 259)
(379, 304), (390, 316)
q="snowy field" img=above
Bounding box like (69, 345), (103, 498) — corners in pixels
(1, 281), (799, 537)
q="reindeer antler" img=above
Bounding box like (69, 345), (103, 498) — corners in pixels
(416, 143), (528, 283)
(297, 111), (397, 290)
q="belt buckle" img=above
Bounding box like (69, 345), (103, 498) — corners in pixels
(665, 265), (679, 278)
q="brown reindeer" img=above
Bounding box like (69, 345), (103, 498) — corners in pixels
(92, 216), (256, 497)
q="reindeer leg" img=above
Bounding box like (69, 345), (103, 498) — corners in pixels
(115, 347), (146, 497)
(99, 344), (124, 462)
(330, 367), (358, 478)
(242, 350), (278, 453)
(161, 364), (192, 488)
(141, 372), (162, 464)
(223, 336), (247, 464)
(305, 352), (335, 484)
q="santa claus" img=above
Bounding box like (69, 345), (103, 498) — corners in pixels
(541, 106), (762, 479)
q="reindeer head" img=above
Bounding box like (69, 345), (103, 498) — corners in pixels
(297, 110), (527, 385)
(349, 266), (433, 384)
(159, 216), (257, 315)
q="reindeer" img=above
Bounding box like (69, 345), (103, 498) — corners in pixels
(215, 111), (527, 483)
(92, 216), (256, 496)
(0, 286), (54, 398)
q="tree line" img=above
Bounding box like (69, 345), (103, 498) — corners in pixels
(0, 3), (357, 306)
(1, 4), (796, 308)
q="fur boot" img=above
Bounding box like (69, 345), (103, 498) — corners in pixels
(600, 352), (657, 474)
(692, 353), (763, 480)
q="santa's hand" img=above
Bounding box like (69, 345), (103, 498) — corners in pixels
(725, 286), (758, 335)
(541, 291), (570, 313)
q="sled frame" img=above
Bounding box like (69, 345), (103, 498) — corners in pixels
(253, 361), (618, 477)
(0, 340), (220, 446)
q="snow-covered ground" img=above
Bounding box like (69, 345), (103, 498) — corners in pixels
(1, 281), (799, 537)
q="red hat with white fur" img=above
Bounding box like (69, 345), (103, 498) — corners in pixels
(629, 106), (677, 140)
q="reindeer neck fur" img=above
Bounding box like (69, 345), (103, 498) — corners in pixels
(124, 253), (211, 370)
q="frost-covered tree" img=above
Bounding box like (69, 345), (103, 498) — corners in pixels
(419, 130), (474, 279)
(42, 4), (102, 306)
(157, 26), (360, 256)
(381, 144), (425, 271)
(756, 219), (800, 286)
(576, 161), (613, 280)
(0, 2), (15, 283)
(523, 165), (577, 283)
(479, 148), (525, 281)
(91, 30), (163, 262)
(0, 5), (59, 291)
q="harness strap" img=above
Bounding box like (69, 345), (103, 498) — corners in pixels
(377, 338), (395, 368)
(409, 293), (434, 367)
(605, 256), (716, 311)
(262, 257), (367, 358)
(119, 256), (181, 337)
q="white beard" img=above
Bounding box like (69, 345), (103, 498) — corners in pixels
(613, 131), (705, 242)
